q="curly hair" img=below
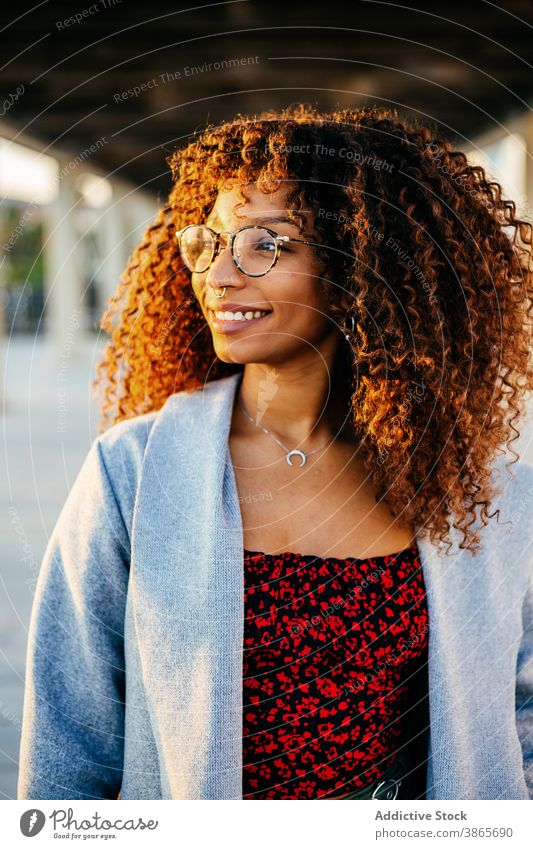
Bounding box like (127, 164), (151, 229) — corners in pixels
(92, 102), (533, 555)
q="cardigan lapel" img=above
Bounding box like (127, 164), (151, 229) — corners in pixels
(132, 370), (528, 800)
(131, 372), (245, 799)
(416, 529), (528, 799)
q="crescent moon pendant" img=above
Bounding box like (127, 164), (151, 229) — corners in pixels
(286, 449), (307, 467)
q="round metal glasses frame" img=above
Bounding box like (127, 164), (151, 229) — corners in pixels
(175, 223), (320, 277)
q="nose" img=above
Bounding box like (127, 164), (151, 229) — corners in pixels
(205, 235), (245, 292)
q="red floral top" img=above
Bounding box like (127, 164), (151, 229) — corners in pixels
(242, 542), (428, 799)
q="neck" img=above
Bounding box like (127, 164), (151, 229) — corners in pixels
(234, 333), (354, 449)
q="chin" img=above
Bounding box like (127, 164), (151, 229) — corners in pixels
(212, 340), (274, 365)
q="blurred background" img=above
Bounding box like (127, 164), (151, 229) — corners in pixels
(1, 0), (533, 799)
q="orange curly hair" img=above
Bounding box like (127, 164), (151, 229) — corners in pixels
(92, 102), (533, 555)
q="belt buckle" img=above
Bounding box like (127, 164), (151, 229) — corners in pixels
(371, 777), (401, 800)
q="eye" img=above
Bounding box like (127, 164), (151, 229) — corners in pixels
(255, 238), (276, 252)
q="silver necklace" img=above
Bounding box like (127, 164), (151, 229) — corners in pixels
(237, 391), (336, 467)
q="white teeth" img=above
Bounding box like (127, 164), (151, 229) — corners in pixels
(213, 309), (269, 321)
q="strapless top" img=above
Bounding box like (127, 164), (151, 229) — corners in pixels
(242, 542), (428, 799)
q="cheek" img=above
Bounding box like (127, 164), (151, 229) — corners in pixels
(271, 287), (332, 340)
(276, 267), (329, 313)
(190, 277), (207, 309)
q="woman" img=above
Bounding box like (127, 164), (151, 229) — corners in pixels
(18, 104), (533, 800)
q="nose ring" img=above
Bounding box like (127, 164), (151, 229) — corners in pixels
(214, 287), (226, 299)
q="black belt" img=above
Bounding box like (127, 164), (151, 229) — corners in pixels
(321, 749), (426, 800)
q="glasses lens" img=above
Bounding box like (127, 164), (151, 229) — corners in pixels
(179, 225), (214, 273)
(233, 227), (277, 276)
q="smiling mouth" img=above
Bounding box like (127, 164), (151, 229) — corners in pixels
(209, 308), (272, 325)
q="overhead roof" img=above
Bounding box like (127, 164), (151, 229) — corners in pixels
(2, 0), (532, 198)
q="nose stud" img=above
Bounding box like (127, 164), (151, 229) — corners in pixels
(214, 287), (227, 299)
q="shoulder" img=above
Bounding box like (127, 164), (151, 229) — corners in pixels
(95, 408), (159, 479)
(490, 455), (533, 538)
(92, 376), (233, 501)
(92, 374), (241, 525)
(85, 410), (159, 541)
(478, 454), (533, 587)
(94, 380), (221, 465)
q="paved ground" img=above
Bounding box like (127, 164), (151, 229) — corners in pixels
(1, 334), (532, 799)
(0, 332), (105, 799)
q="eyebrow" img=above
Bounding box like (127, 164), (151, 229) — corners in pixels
(208, 214), (301, 229)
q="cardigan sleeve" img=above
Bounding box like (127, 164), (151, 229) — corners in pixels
(516, 569), (533, 799)
(17, 437), (130, 800)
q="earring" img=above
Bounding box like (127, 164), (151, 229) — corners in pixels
(343, 313), (355, 341)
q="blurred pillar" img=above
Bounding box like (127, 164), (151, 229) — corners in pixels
(42, 170), (85, 362)
(99, 179), (130, 319)
(98, 181), (157, 327)
(523, 112), (533, 223)
(0, 207), (5, 407)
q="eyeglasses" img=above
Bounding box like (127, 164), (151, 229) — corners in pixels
(175, 223), (320, 277)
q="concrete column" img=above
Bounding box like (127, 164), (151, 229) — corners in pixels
(42, 169), (85, 362)
(98, 180), (157, 318)
(521, 111), (533, 223)
(99, 179), (129, 312)
(0, 204), (5, 406)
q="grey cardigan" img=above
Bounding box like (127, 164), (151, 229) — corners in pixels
(17, 371), (533, 800)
